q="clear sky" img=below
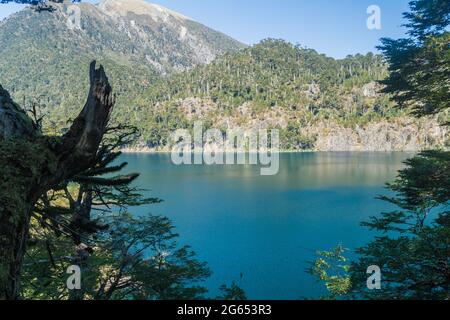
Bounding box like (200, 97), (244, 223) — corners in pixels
(0, 0), (411, 59)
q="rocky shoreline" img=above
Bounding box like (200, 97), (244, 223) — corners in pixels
(122, 117), (448, 153)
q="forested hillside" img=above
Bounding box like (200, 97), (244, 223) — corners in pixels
(0, 0), (244, 130)
(130, 39), (447, 151)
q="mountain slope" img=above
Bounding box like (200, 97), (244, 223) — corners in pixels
(96, 0), (245, 72)
(129, 39), (447, 151)
(0, 0), (244, 127)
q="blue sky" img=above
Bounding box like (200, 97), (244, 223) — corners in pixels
(0, 0), (410, 58)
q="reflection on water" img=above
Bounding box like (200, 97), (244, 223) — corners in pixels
(119, 152), (413, 299)
(276, 152), (412, 188)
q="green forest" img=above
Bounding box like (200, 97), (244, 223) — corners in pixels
(131, 39), (403, 149)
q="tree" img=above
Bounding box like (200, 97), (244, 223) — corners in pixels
(0, 75), (212, 301)
(0, 61), (114, 299)
(309, 0), (449, 300)
(2, 92), (214, 301)
(378, 0), (450, 117)
(22, 213), (212, 300)
(307, 245), (351, 300)
(216, 281), (247, 300)
(309, 152), (449, 300)
(27, 124), (150, 300)
(351, 0), (449, 300)
(350, 151), (449, 300)
(100, 214), (211, 300)
(352, 0), (449, 300)
(14, 108), (212, 300)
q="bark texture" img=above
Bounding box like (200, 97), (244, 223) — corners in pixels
(0, 61), (114, 300)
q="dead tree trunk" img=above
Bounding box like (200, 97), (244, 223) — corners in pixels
(0, 61), (115, 300)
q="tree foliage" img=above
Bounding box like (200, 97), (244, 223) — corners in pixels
(350, 0), (450, 300)
(216, 281), (247, 301)
(350, 151), (450, 300)
(310, 0), (449, 300)
(21, 123), (212, 300)
(307, 245), (351, 300)
(134, 39), (400, 149)
(378, 0), (450, 117)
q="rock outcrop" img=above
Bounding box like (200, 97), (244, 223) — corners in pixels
(311, 118), (447, 152)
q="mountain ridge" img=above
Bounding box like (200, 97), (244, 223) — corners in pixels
(98, 0), (193, 22)
(0, 1), (244, 126)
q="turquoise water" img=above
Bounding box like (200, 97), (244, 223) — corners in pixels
(119, 152), (412, 299)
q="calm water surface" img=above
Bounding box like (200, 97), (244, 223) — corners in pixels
(119, 152), (412, 299)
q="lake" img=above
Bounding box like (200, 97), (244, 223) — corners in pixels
(119, 152), (412, 299)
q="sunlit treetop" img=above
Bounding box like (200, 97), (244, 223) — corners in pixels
(378, 0), (450, 117)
